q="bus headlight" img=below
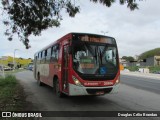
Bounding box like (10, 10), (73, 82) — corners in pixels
(72, 76), (83, 87)
(115, 77), (120, 85)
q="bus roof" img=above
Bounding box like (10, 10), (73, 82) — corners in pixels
(35, 32), (115, 54)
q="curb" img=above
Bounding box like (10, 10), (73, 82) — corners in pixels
(120, 71), (160, 80)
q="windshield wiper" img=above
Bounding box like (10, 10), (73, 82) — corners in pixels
(98, 47), (102, 65)
(101, 45), (108, 57)
(95, 47), (98, 64)
(84, 42), (94, 56)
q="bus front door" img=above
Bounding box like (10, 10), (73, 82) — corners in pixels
(62, 44), (69, 93)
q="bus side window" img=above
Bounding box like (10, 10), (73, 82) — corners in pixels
(37, 53), (39, 60)
(51, 45), (59, 62)
(40, 52), (43, 63)
(35, 56), (37, 60)
(41, 51), (46, 63)
(44, 50), (48, 63)
(55, 48), (59, 60)
(51, 46), (54, 62)
(38, 52), (40, 63)
(46, 48), (51, 63)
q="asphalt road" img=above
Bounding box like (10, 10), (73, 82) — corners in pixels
(15, 71), (160, 120)
(120, 74), (160, 94)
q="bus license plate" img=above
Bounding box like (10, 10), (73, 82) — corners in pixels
(96, 91), (104, 95)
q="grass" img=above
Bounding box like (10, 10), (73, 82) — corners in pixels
(125, 66), (160, 73)
(125, 66), (139, 72)
(0, 73), (36, 120)
(4, 69), (26, 74)
(0, 69), (26, 79)
(0, 74), (36, 116)
(148, 66), (160, 73)
(0, 75), (26, 111)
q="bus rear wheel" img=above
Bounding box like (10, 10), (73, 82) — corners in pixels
(55, 79), (64, 97)
(37, 73), (43, 86)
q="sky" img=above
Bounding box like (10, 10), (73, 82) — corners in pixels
(0, 0), (160, 59)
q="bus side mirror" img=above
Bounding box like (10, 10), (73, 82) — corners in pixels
(69, 46), (72, 54)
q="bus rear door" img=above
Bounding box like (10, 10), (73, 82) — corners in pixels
(62, 43), (70, 93)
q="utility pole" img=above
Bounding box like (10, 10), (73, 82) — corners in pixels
(13, 49), (19, 71)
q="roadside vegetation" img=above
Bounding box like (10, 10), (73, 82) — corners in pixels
(148, 66), (160, 73)
(0, 75), (34, 112)
(138, 48), (160, 60)
(125, 66), (139, 72)
(4, 69), (26, 74)
(125, 66), (160, 73)
(0, 75), (25, 111)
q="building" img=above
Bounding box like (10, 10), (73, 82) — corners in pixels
(0, 56), (33, 68)
(119, 58), (128, 67)
(120, 56), (160, 67)
(140, 56), (160, 66)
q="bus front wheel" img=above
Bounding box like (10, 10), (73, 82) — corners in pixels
(55, 79), (64, 97)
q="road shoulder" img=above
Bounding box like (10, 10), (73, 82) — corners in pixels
(121, 71), (160, 80)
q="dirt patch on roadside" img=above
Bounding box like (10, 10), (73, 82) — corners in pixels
(1, 82), (37, 112)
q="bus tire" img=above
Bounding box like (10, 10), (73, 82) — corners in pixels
(55, 79), (64, 97)
(37, 73), (43, 86)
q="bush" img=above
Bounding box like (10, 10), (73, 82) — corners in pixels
(125, 66), (139, 71)
(0, 74), (17, 87)
(148, 66), (160, 73)
(0, 75), (18, 111)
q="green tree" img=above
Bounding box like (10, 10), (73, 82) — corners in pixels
(122, 56), (134, 61)
(139, 48), (160, 60)
(1, 0), (141, 48)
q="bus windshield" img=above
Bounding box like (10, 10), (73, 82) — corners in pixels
(72, 41), (118, 75)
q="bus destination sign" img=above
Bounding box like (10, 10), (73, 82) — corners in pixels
(80, 35), (115, 44)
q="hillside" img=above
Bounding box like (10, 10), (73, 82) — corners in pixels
(139, 48), (160, 60)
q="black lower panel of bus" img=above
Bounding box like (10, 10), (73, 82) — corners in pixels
(79, 74), (117, 81)
(86, 88), (113, 95)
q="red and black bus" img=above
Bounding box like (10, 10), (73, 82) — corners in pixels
(34, 33), (120, 97)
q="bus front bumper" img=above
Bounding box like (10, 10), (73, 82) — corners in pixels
(68, 83), (120, 96)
